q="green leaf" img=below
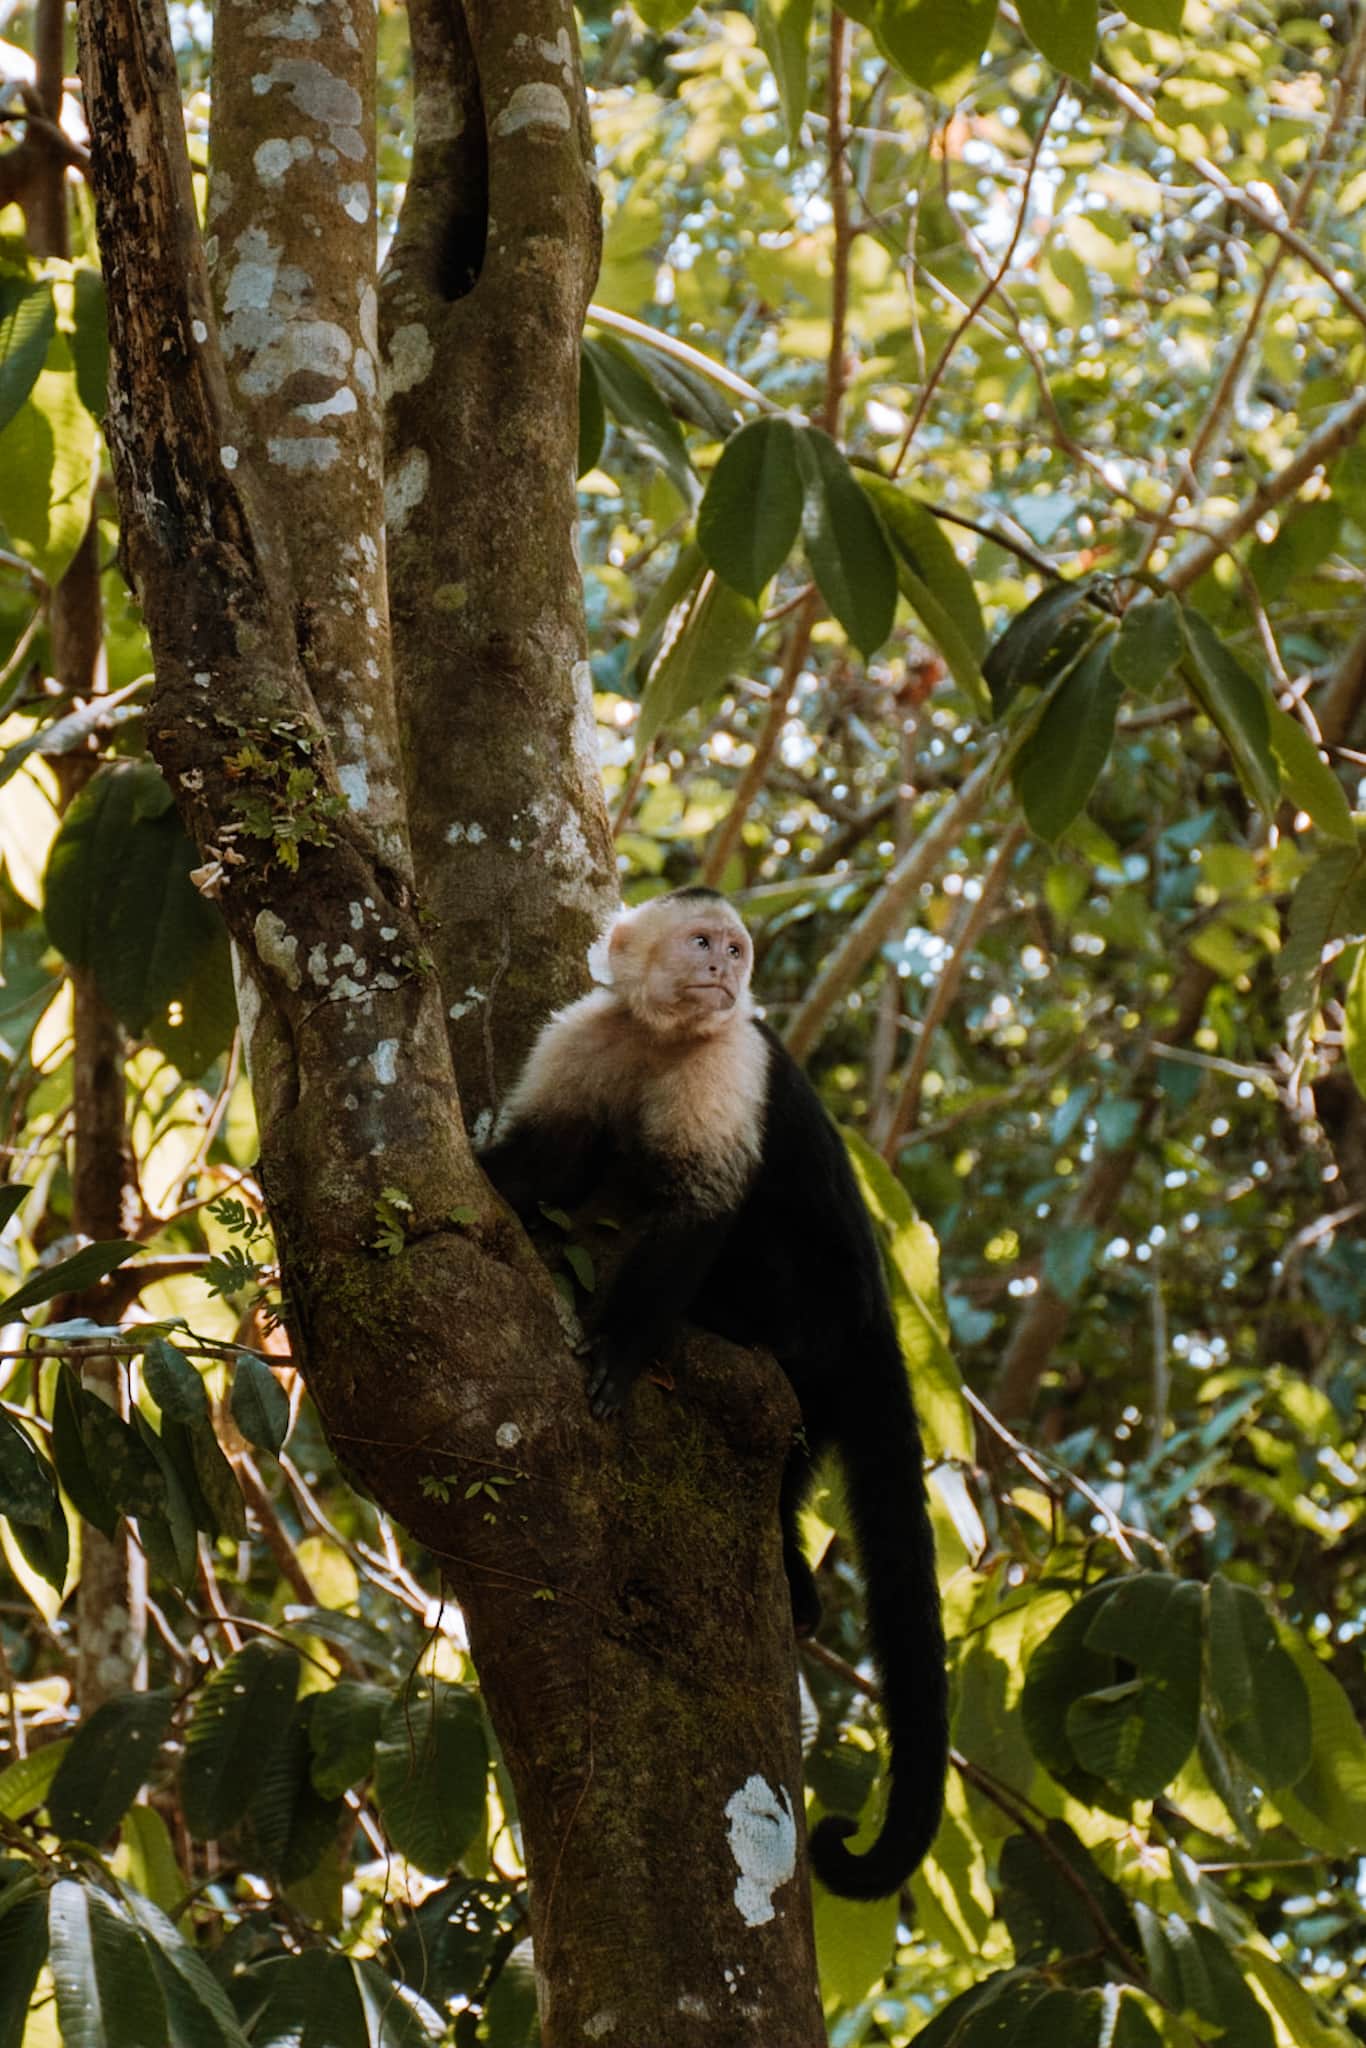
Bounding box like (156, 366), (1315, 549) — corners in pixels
(10, 1488), (70, 1596)
(1269, 1627), (1366, 1853)
(43, 761), (236, 1080)
(48, 1879), (170, 2048)
(309, 1681), (390, 1798)
(582, 336), (696, 508)
(635, 570), (759, 755)
(120, 1806), (185, 1919)
(633, 0), (694, 25)
(1179, 610), (1279, 818)
(1267, 704), (1355, 845)
(756, 0), (813, 140)
(843, 1130), (972, 1462)
(0, 1411), (59, 1525)
(1021, 1583), (1121, 1796)
(1135, 1908), (1274, 2048)
(246, 1950), (440, 2048)
(182, 1641), (300, 1838)
(1072, 1573), (1203, 1799)
(876, 0), (999, 92)
(247, 1698), (345, 1885)
(0, 1884), (49, 2048)
(0, 1238), (143, 1318)
(374, 1682), (489, 1875)
(0, 1738), (69, 1820)
(796, 427), (897, 658)
(1279, 838), (1366, 1070)
(999, 1822), (1138, 1970)
(1016, 0), (1098, 77)
(143, 1338), (210, 1424)
(1115, 0), (1183, 23)
(1345, 946), (1366, 1100)
(230, 1354), (291, 1457)
(122, 1889), (250, 2048)
(857, 476), (990, 714)
(1041, 1223), (1097, 1304)
(48, 1690), (176, 1844)
(183, 1419), (247, 1542)
(577, 347), (604, 478)
(0, 1185), (30, 1235)
(0, 277), (55, 435)
(130, 1409), (200, 1587)
(1206, 1578), (1311, 1790)
(697, 415), (804, 602)
(1011, 634), (1122, 841)
(983, 579), (1103, 715)
(623, 541), (706, 692)
(76, 1393), (166, 1525)
(484, 1943), (542, 2048)
(0, 325), (99, 586)
(1111, 593), (1182, 697)
(71, 268), (110, 424)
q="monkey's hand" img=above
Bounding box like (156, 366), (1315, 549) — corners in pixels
(584, 1341), (644, 1421)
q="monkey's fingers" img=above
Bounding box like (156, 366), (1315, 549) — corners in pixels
(585, 1354), (628, 1419)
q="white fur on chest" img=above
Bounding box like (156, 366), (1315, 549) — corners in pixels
(503, 990), (769, 1213)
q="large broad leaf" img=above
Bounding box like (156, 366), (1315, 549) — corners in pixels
(1205, 1578), (1311, 1790)
(43, 760), (236, 1080)
(876, 0), (999, 92)
(0, 326), (99, 586)
(1015, 0), (1098, 77)
(1135, 1908), (1274, 2048)
(756, 0), (813, 140)
(48, 1879), (170, 2048)
(796, 427), (897, 658)
(230, 1354), (291, 1457)
(71, 268), (110, 423)
(697, 415), (804, 602)
(983, 578), (1104, 716)
(0, 1411), (59, 1525)
(1267, 703), (1356, 845)
(633, 0), (694, 24)
(247, 1698), (345, 1884)
(1111, 593), (1182, 698)
(1179, 611), (1279, 819)
(1269, 1628), (1366, 1854)
(0, 1739), (69, 1820)
(122, 1890), (250, 2048)
(999, 1823), (1138, 1971)
(1072, 1573), (1203, 1800)
(0, 1238), (143, 1318)
(0, 277), (56, 435)
(374, 1682), (489, 1876)
(1011, 633), (1122, 842)
(0, 1882), (48, 2048)
(1020, 1581), (1121, 1798)
(310, 1681), (390, 1799)
(48, 1690), (176, 1845)
(581, 335), (697, 508)
(577, 347), (604, 478)
(76, 1394), (167, 1526)
(49, 1362), (119, 1539)
(857, 477), (990, 714)
(246, 1951), (439, 2048)
(1278, 837), (1366, 1072)
(143, 1338), (210, 1424)
(843, 1130), (972, 1462)
(182, 1641), (300, 1838)
(635, 570), (760, 755)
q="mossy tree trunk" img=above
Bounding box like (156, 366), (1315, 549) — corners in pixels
(75, 0), (826, 2036)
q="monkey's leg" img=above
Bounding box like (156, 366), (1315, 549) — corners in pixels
(588, 1214), (729, 1419)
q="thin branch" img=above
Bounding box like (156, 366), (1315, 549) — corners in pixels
(585, 303), (780, 417)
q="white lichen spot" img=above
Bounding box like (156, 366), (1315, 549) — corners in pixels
(472, 1107), (495, 1147)
(371, 1039), (399, 1086)
(308, 943), (330, 984)
(493, 82), (571, 137)
(268, 433), (339, 471)
(379, 925), (397, 941)
(383, 322), (435, 397)
(192, 319), (208, 344)
(339, 181), (370, 223)
(677, 1996), (710, 2019)
(223, 227), (282, 314)
(353, 347), (377, 399)
(582, 2016), (616, 2041)
(255, 910), (302, 991)
(444, 821), (488, 845)
(724, 1777), (796, 1929)
(258, 3), (323, 39)
(349, 901), (366, 931)
(535, 27), (575, 77)
(252, 58), (364, 156)
(385, 448), (429, 533)
(254, 137), (296, 184)
(221, 445), (239, 470)
(508, 836), (523, 852)
(296, 385), (357, 423)
(193, 671), (210, 687)
(338, 762), (369, 815)
(447, 999), (474, 1021)
(333, 944), (357, 968)
(495, 1422), (522, 1450)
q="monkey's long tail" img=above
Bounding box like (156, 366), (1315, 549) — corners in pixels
(808, 1349), (949, 1902)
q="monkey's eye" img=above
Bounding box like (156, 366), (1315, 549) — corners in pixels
(692, 934), (709, 949)
(728, 943), (741, 958)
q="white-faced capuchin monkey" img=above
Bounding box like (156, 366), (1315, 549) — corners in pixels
(480, 887), (948, 1901)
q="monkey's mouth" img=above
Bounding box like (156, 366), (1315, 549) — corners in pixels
(687, 985), (735, 1006)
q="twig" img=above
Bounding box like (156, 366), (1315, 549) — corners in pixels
(585, 303), (779, 416)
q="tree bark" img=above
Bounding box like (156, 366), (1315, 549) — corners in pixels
(76, 1), (825, 2035)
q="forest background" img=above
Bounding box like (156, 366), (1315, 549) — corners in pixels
(0, 0), (1365, 2041)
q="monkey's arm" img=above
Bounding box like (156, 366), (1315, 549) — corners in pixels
(586, 1210), (731, 1419)
(480, 1116), (607, 1218)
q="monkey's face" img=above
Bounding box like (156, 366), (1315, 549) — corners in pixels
(612, 901), (753, 1037)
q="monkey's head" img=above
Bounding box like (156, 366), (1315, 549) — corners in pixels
(604, 888), (754, 1040)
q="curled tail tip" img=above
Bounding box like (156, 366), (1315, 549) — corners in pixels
(807, 1810), (935, 1903)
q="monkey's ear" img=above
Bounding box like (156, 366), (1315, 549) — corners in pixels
(588, 906), (637, 985)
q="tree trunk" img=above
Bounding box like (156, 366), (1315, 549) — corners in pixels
(75, 0), (826, 2034)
